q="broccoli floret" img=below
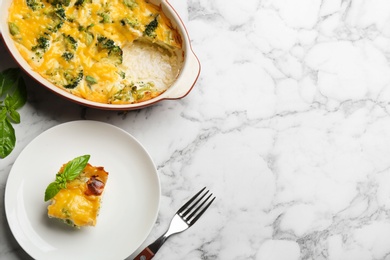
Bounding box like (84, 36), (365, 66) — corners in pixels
(51, 21), (64, 32)
(61, 35), (77, 62)
(120, 17), (140, 29)
(98, 12), (111, 23)
(112, 87), (131, 102)
(77, 24), (94, 45)
(64, 34), (78, 50)
(64, 70), (83, 89)
(84, 32), (94, 46)
(61, 52), (74, 61)
(112, 81), (156, 102)
(78, 23), (94, 32)
(85, 75), (97, 85)
(97, 36), (114, 49)
(74, 0), (84, 7)
(46, 0), (70, 7)
(108, 46), (122, 64)
(26, 0), (43, 10)
(46, 6), (66, 33)
(97, 36), (123, 65)
(32, 36), (50, 51)
(108, 51), (122, 65)
(75, 0), (93, 7)
(144, 16), (158, 38)
(123, 0), (137, 9)
(117, 71), (125, 79)
(54, 6), (66, 20)
(8, 22), (19, 36)
(132, 81), (156, 101)
(82, 32), (93, 46)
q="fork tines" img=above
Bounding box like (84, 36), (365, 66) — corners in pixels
(178, 187), (216, 225)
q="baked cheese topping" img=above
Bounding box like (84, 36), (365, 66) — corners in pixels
(8, 0), (183, 104)
(47, 163), (109, 227)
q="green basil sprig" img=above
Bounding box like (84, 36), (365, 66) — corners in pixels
(0, 68), (27, 158)
(44, 154), (90, 201)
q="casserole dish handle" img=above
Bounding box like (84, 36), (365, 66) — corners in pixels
(165, 49), (200, 99)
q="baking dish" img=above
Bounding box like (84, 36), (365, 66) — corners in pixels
(0, 0), (200, 110)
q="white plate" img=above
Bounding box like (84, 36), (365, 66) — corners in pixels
(5, 120), (160, 260)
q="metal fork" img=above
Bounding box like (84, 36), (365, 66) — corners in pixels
(133, 187), (216, 260)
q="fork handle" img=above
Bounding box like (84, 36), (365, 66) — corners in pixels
(133, 235), (168, 260)
(133, 247), (155, 260)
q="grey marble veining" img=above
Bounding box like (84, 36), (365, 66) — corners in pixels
(2, 0), (390, 259)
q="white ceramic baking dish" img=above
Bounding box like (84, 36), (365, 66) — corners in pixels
(0, 0), (200, 110)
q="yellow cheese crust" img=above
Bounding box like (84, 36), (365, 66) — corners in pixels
(47, 163), (109, 227)
(8, 0), (182, 104)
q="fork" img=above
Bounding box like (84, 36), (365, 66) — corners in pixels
(133, 187), (216, 260)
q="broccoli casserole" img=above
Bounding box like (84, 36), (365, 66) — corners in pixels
(8, 0), (183, 104)
(45, 155), (109, 227)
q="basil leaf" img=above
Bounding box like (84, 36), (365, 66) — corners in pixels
(7, 77), (27, 110)
(44, 182), (61, 201)
(8, 109), (20, 124)
(55, 173), (68, 189)
(44, 155), (90, 201)
(0, 68), (27, 158)
(0, 68), (20, 97)
(0, 107), (7, 121)
(0, 118), (16, 158)
(16, 77), (27, 109)
(62, 154), (90, 181)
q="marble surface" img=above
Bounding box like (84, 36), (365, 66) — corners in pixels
(2, 0), (390, 259)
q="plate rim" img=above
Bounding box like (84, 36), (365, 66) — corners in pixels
(4, 120), (161, 260)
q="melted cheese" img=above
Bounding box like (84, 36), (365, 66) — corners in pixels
(47, 163), (109, 227)
(8, 0), (182, 104)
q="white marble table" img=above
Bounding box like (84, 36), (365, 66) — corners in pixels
(3, 0), (390, 259)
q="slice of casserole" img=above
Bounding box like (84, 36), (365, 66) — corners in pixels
(45, 155), (109, 227)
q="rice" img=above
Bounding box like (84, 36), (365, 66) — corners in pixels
(122, 40), (182, 92)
